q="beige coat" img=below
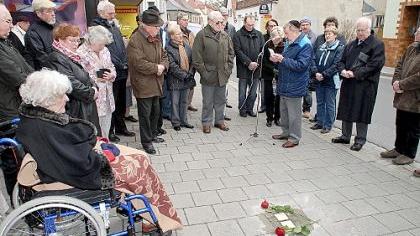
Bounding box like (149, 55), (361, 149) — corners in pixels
(127, 28), (169, 98)
(392, 43), (420, 113)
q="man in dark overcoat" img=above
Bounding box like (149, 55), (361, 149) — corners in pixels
(332, 17), (385, 151)
(0, 3), (33, 204)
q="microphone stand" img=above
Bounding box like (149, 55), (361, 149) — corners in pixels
(240, 39), (273, 145)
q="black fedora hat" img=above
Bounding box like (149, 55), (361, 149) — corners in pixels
(141, 9), (164, 27)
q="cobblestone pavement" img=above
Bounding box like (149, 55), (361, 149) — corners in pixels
(2, 77), (420, 236)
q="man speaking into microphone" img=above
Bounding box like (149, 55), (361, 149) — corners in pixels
(270, 20), (313, 148)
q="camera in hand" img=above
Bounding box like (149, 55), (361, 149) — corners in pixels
(96, 68), (111, 78)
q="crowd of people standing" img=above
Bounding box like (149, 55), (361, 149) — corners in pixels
(0, 0), (419, 194)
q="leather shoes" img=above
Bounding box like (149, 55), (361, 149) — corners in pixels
(247, 111), (257, 117)
(124, 115), (138, 122)
(188, 106), (198, 111)
(282, 141), (298, 148)
(224, 115), (231, 121)
(108, 133), (120, 142)
(320, 128), (331, 134)
(174, 126), (181, 131)
(266, 121), (272, 127)
(272, 134), (288, 140)
(181, 123), (194, 129)
(142, 144), (156, 155)
(152, 137), (165, 143)
(274, 120), (280, 126)
(310, 124), (322, 130)
(258, 109), (265, 113)
(226, 104), (232, 108)
(203, 126), (211, 134)
(157, 128), (166, 136)
(115, 130), (135, 137)
(239, 111), (247, 117)
(331, 137), (350, 144)
(350, 143), (363, 151)
(214, 123), (229, 131)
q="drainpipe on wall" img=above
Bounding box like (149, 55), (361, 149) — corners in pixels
(85, 0), (99, 26)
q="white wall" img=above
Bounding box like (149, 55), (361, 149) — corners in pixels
(270, 0), (364, 35)
(140, 0), (168, 21)
(382, 0), (400, 39)
(232, 4), (279, 32)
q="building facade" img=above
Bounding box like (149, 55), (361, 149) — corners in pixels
(230, 0), (364, 35)
(382, 0), (420, 67)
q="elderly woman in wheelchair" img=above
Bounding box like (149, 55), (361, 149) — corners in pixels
(1, 69), (181, 235)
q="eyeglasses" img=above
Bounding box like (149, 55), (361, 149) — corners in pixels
(67, 38), (81, 44)
(41, 8), (56, 14)
(2, 18), (12, 25)
(356, 28), (368, 32)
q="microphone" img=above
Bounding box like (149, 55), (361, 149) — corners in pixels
(257, 38), (273, 78)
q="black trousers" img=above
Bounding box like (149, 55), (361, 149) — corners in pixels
(157, 97), (164, 130)
(342, 121), (368, 145)
(110, 78), (128, 134)
(395, 109), (420, 159)
(0, 149), (18, 197)
(137, 97), (160, 145)
(302, 90), (312, 112)
(263, 79), (280, 122)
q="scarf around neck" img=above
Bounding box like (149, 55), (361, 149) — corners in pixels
(176, 40), (189, 72)
(53, 40), (81, 63)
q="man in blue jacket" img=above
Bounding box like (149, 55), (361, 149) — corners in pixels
(271, 20), (312, 148)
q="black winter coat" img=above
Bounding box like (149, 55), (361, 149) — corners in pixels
(262, 34), (284, 80)
(166, 40), (196, 90)
(336, 35), (385, 124)
(16, 104), (114, 190)
(92, 17), (128, 79)
(24, 20), (54, 70)
(0, 39), (34, 120)
(47, 49), (101, 134)
(8, 31), (25, 56)
(233, 27), (265, 79)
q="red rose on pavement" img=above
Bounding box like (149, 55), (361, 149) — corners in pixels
(275, 227), (285, 236)
(261, 199), (269, 209)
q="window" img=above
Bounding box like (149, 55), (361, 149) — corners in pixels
(417, 8), (420, 29)
(374, 15), (384, 28)
(147, 2), (155, 9)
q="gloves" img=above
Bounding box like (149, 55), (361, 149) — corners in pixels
(102, 150), (116, 162)
(100, 143), (120, 156)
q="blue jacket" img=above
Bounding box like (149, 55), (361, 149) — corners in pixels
(311, 40), (344, 88)
(276, 33), (313, 97)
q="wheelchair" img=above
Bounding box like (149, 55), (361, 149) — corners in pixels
(0, 119), (168, 236)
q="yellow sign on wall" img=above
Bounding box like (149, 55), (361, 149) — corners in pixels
(115, 6), (138, 38)
(261, 14), (272, 33)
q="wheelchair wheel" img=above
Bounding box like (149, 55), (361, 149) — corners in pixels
(11, 183), (21, 208)
(0, 196), (106, 236)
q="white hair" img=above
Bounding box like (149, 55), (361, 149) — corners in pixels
(167, 24), (181, 35)
(270, 26), (284, 39)
(0, 4), (9, 18)
(86, 25), (113, 45)
(208, 11), (223, 21)
(97, 0), (115, 13)
(356, 17), (372, 30)
(20, 69), (72, 108)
